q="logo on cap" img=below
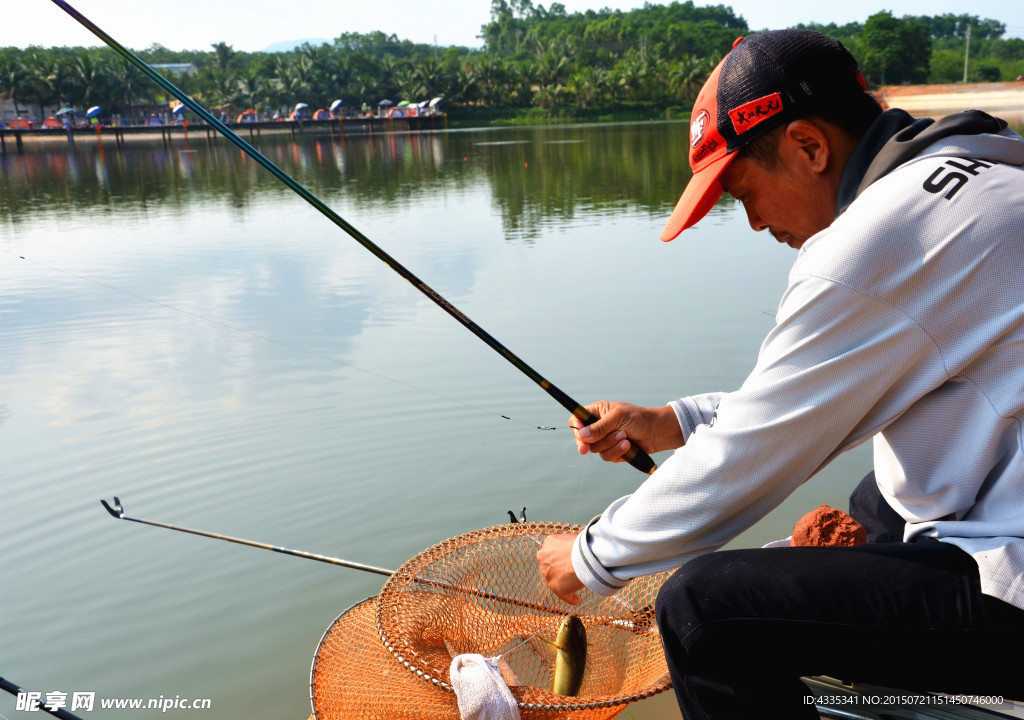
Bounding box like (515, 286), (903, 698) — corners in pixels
(690, 110), (710, 148)
(728, 92), (783, 135)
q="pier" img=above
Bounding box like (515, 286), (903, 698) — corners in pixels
(0, 114), (444, 154)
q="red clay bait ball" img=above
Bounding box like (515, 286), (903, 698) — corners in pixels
(791, 505), (867, 547)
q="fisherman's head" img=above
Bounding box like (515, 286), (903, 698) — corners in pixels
(661, 29), (883, 246)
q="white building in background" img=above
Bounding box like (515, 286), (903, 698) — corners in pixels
(0, 97), (58, 126)
(151, 63), (198, 75)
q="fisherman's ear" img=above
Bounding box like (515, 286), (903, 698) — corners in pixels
(781, 119), (830, 174)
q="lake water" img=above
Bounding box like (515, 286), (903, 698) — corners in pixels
(0, 118), (961, 718)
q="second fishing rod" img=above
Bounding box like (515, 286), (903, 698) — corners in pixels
(50, 0), (656, 476)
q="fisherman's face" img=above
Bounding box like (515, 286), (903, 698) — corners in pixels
(718, 124), (840, 249)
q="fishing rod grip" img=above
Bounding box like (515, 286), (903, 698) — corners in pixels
(573, 407), (657, 475)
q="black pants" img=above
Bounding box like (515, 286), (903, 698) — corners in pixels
(654, 473), (1024, 719)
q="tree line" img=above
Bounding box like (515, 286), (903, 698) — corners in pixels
(2, 1), (1021, 126)
(798, 12), (1023, 85)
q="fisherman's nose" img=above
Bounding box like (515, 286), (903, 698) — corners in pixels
(742, 203), (768, 232)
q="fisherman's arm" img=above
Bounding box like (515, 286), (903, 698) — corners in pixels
(560, 277), (948, 597)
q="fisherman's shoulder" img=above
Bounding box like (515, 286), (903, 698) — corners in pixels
(801, 145), (1021, 275)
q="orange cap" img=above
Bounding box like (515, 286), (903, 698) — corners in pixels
(660, 52), (737, 242)
(659, 31), (877, 241)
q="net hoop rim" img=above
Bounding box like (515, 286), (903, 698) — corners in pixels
(309, 595), (376, 720)
(373, 522), (673, 711)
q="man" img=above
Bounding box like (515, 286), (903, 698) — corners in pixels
(537, 29), (1024, 718)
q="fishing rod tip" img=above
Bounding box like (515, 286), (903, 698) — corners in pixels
(100, 497), (124, 518)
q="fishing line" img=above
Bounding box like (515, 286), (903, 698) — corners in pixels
(496, 615), (564, 657)
(3, 250), (562, 432)
(571, 452), (593, 524)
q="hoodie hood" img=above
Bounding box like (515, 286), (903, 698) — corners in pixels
(836, 109), (1021, 216)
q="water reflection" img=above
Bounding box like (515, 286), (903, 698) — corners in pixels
(1, 123), (699, 240)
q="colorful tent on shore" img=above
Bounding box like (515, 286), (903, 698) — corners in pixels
(289, 103), (311, 121)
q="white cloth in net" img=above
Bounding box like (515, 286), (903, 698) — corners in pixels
(450, 653), (521, 720)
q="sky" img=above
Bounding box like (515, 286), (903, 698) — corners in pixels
(7, 0), (1024, 53)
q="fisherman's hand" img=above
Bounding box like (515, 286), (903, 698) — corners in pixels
(537, 534), (583, 606)
(569, 402), (683, 462)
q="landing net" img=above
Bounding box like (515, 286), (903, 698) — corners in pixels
(310, 522), (672, 719)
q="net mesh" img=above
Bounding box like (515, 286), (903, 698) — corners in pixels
(310, 522), (672, 719)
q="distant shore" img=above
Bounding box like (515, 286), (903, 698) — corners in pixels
(0, 114), (445, 153)
(3, 82), (1022, 154)
(873, 81), (1024, 121)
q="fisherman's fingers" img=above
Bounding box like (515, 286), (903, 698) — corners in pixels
(537, 534), (584, 605)
(570, 402), (653, 461)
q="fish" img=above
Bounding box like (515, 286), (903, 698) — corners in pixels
(550, 615), (587, 696)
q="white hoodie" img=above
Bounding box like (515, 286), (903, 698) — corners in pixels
(573, 110), (1024, 610)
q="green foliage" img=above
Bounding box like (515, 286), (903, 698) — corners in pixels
(793, 21), (863, 39)
(2, 3), (1019, 127)
(929, 48), (965, 83)
(801, 12), (1019, 86)
(861, 11), (931, 85)
(926, 14), (1004, 40)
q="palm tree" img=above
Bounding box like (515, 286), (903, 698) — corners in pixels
(448, 65), (479, 108)
(566, 66), (607, 109)
(353, 74), (380, 108)
(299, 44), (342, 107)
(395, 61), (428, 101)
(474, 55), (508, 108)
(27, 51), (75, 119)
(668, 54), (711, 105)
(110, 59), (148, 123)
(68, 52), (112, 110)
(535, 47), (572, 88)
(614, 51), (649, 103)
(377, 56), (401, 100)
(0, 53), (32, 119)
(238, 67), (266, 115)
(533, 82), (565, 109)
(196, 67), (240, 112)
(410, 57), (446, 101)
(509, 59), (537, 106)
(271, 57), (311, 113)
(211, 42), (236, 73)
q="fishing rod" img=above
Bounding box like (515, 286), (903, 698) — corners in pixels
(50, 0), (657, 477)
(0, 677), (86, 720)
(101, 496), (393, 576)
(98, 497), (578, 618)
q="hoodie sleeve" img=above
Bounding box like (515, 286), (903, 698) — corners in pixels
(668, 392), (725, 443)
